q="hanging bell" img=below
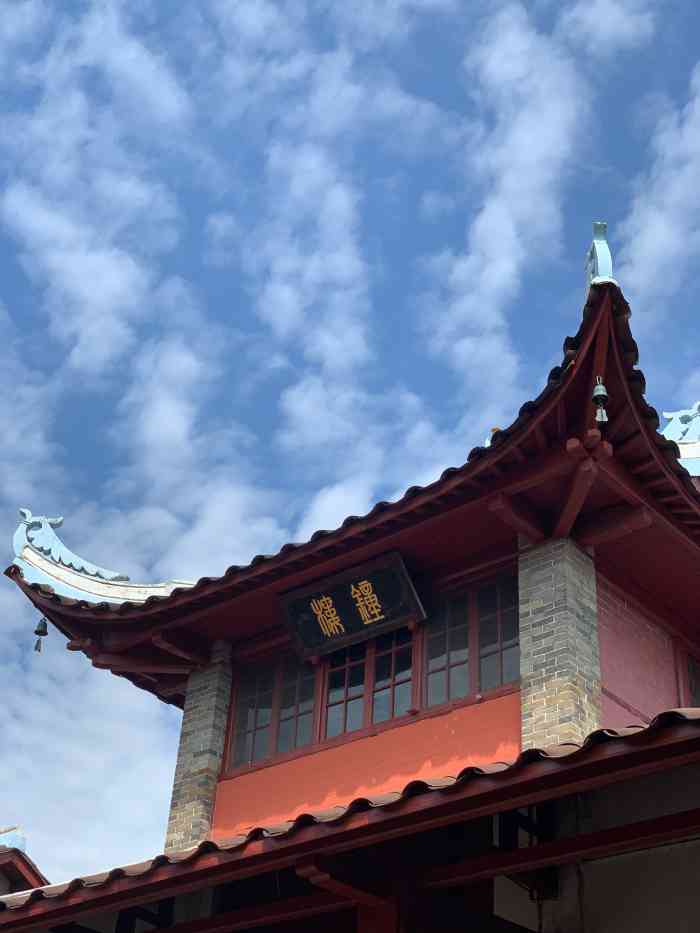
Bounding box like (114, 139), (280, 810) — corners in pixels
(34, 618), (48, 638)
(592, 376), (609, 425)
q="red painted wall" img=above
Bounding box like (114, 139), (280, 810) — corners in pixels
(211, 691), (520, 840)
(598, 574), (680, 727)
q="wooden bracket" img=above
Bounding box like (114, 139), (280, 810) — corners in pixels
(552, 458), (598, 538)
(152, 632), (210, 667)
(488, 494), (546, 544)
(91, 654), (194, 675)
(296, 860), (388, 908)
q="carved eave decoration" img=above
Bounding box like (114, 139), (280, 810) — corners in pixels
(7, 281), (700, 707)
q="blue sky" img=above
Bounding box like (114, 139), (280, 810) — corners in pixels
(3, 0), (700, 884)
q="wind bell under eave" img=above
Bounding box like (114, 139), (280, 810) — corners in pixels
(593, 376), (609, 424)
(33, 616), (48, 653)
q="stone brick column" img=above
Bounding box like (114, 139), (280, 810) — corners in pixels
(165, 640), (232, 852)
(519, 538), (601, 750)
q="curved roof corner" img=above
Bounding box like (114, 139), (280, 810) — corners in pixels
(11, 510), (194, 605)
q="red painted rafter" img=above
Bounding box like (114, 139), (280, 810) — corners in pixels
(552, 458), (598, 538)
(91, 655), (194, 675)
(422, 806), (700, 890)
(296, 861), (388, 908)
(574, 505), (653, 547)
(152, 632), (209, 667)
(488, 494), (546, 543)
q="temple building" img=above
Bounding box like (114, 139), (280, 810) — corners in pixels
(3, 225), (700, 931)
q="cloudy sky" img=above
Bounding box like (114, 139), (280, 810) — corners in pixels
(2, 0), (700, 884)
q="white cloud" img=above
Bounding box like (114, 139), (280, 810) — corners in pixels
(617, 64), (700, 328)
(558, 0), (655, 57)
(421, 3), (585, 437)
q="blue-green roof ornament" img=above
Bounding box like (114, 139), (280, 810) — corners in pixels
(662, 404), (700, 444)
(10, 509), (194, 605)
(585, 221), (616, 290)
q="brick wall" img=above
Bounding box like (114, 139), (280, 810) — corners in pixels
(597, 574), (679, 725)
(164, 640), (232, 852)
(519, 538), (601, 749)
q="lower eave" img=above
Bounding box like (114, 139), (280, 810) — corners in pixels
(2, 710), (699, 928)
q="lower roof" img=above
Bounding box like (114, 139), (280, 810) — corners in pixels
(2, 709), (699, 926)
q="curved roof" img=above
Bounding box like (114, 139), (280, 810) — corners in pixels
(7, 282), (700, 628)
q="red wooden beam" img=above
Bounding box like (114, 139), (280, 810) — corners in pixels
(296, 861), (387, 908)
(422, 806), (700, 889)
(152, 632), (209, 667)
(91, 655), (194, 675)
(123, 893), (348, 933)
(552, 459), (597, 538)
(489, 494), (545, 543)
(573, 505), (652, 547)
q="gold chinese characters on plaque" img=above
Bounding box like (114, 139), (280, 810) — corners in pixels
(282, 553), (426, 658)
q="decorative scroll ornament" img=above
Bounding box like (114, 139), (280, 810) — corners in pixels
(13, 509), (129, 581)
(585, 221), (617, 290)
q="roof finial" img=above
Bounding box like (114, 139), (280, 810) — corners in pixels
(585, 221), (616, 290)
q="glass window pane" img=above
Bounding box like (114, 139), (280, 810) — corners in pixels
(280, 684), (297, 717)
(395, 647), (412, 681)
(233, 729), (252, 767)
(349, 643), (366, 662)
(299, 675), (315, 712)
(449, 625), (468, 664)
(372, 688), (391, 724)
(296, 712), (313, 748)
(449, 663), (469, 700)
(257, 668), (275, 694)
(502, 606), (518, 644)
(282, 657), (300, 684)
(346, 697), (364, 732)
(395, 680), (412, 717)
(480, 653), (500, 691)
(277, 717), (295, 755)
(448, 595), (468, 628)
(252, 726), (270, 762)
(396, 627), (412, 646)
(427, 633), (447, 671)
(427, 670), (447, 707)
(328, 668), (345, 704)
(500, 577), (518, 610)
(478, 584), (498, 620)
(376, 632), (395, 653)
(329, 648), (347, 668)
(374, 653), (392, 689)
(326, 704), (344, 739)
(503, 645), (520, 684)
(348, 661), (365, 697)
(256, 692), (273, 727)
(480, 616), (499, 651)
(236, 694), (255, 731)
(426, 603), (447, 633)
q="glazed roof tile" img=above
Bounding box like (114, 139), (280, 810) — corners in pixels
(2, 708), (699, 916)
(8, 283), (700, 621)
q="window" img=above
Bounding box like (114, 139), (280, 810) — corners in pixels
(424, 575), (519, 707)
(325, 643), (366, 738)
(689, 656), (700, 707)
(231, 657), (316, 769)
(477, 577), (519, 690)
(372, 628), (413, 723)
(227, 573), (518, 772)
(425, 595), (469, 707)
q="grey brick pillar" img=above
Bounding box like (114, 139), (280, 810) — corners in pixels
(519, 538), (601, 750)
(164, 640), (232, 852)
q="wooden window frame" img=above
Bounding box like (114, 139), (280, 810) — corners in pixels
(222, 571), (519, 780)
